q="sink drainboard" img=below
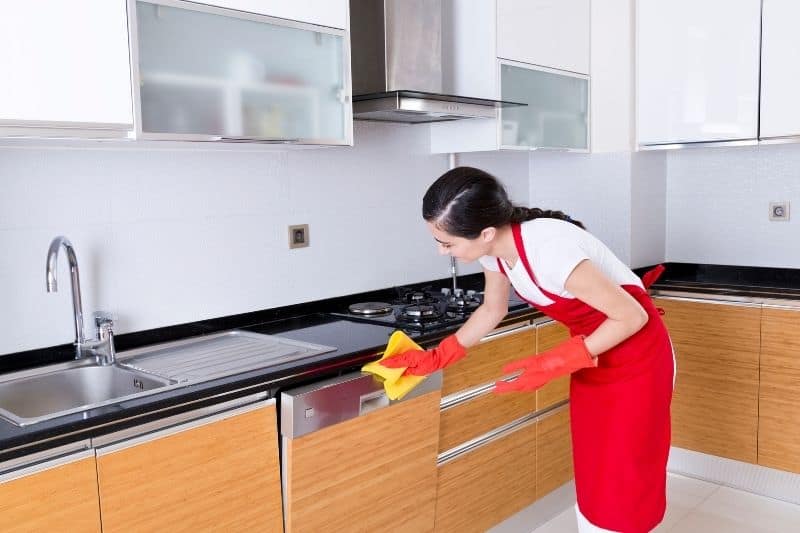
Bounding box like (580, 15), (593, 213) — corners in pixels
(119, 330), (336, 383)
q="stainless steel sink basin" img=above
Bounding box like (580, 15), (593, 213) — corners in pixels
(0, 361), (178, 426)
(0, 329), (336, 427)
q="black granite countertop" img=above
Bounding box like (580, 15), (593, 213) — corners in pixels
(647, 263), (800, 301)
(0, 273), (540, 462)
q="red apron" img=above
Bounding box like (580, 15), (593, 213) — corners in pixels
(496, 224), (674, 532)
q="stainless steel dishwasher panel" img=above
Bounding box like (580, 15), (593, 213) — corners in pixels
(280, 370), (442, 439)
(279, 370), (442, 528)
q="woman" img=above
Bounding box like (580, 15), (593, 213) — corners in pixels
(382, 167), (674, 532)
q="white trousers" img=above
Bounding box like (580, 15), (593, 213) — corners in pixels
(575, 345), (677, 533)
(576, 504), (617, 532)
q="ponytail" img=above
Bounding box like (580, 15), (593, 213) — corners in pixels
(510, 206), (585, 229)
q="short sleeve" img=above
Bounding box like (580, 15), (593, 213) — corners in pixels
(533, 238), (590, 293)
(478, 255), (500, 272)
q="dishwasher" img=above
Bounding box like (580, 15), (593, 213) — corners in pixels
(279, 370), (443, 533)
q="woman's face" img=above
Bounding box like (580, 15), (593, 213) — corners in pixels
(426, 222), (491, 263)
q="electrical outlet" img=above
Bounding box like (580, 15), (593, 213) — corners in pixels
(288, 224), (310, 248)
(769, 202), (790, 221)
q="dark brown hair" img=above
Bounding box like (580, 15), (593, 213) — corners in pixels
(422, 166), (585, 239)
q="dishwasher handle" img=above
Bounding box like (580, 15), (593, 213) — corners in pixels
(280, 370), (442, 439)
(359, 390), (390, 415)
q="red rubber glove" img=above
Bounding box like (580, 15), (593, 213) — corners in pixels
(380, 334), (467, 376)
(493, 336), (597, 394)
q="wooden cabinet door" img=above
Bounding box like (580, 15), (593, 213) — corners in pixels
(759, 307), (800, 473)
(0, 450), (101, 533)
(434, 421), (537, 533)
(536, 321), (571, 410)
(96, 401), (283, 533)
(443, 323), (536, 395)
(656, 298), (761, 463)
(536, 406), (573, 498)
(284, 391), (441, 533)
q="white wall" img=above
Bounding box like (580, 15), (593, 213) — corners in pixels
(0, 123), (526, 355)
(666, 143), (800, 267)
(630, 151), (667, 267)
(529, 151), (633, 264)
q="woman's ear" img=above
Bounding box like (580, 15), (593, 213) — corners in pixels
(481, 227), (497, 242)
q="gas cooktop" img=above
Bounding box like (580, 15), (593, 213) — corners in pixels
(330, 286), (530, 333)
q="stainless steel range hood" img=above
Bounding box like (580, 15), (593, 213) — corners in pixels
(349, 0), (524, 123)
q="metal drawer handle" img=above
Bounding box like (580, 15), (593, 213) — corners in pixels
(359, 390), (389, 415)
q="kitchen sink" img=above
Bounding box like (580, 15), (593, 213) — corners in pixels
(0, 360), (178, 427)
(0, 330), (336, 427)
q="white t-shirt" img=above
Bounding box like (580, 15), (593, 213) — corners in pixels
(479, 218), (643, 306)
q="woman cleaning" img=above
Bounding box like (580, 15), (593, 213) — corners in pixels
(382, 167), (674, 532)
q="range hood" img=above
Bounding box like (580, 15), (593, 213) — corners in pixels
(349, 0), (524, 123)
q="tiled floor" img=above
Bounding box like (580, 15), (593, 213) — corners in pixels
(532, 474), (800, 533)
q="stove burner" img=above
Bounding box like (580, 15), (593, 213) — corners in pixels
(397, 287), (437, 305)
(400, 304), (441, 321)
(348, 302), (393, 316)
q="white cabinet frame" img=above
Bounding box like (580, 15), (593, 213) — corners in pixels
(126, 0), (353, 145)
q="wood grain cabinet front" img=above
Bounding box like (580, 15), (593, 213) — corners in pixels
(655, 297), (761, 463)
(0, 448), (101, 533)
(443, 323), (536, 395)
(536, 406), (573, 499)
(434, 420), (537, 533)
(759, 306), (800, 474)
(95, 400), (283, 533)
(535, 321), (571, 410)
(282, 390), (441, 533)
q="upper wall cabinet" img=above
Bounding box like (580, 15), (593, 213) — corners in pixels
(431, 0), (590, 153)
(0, 0), (133, 138)
(201, 0), (348, 29)
(760, 0), (800, 140)
(130, 0), (352, 145)
(636, 0), (761, 147)
(497, 0), (590, 75)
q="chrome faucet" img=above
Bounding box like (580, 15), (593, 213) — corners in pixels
(46, 236), (116, 365)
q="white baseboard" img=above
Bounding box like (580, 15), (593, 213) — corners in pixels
(668, 447), (800, 505)
(488, 481), (576, 533)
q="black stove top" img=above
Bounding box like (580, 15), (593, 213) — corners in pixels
(330, 286), (529, 333)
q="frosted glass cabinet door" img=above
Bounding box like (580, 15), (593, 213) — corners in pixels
(0, 0), (132, 137)
(500, 62), (589, 151)
(760, 0), (800, 139)
(131, 0), (350, 144)
(637, 0), (761, 146)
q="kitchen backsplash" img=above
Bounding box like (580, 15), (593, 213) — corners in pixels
(666, 143), (800, 267)
(0, 122), (530, 354)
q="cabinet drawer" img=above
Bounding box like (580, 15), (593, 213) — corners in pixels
(435, 421), (537, 533)
(439, 391), (536, 452)
(443, 323), (535, 395)
(656, 297), (760, 463)
(536, 407), (573, 498)
(536, 321), (571, 410)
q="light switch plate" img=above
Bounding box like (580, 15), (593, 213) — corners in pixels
(769, 202), (790, 221)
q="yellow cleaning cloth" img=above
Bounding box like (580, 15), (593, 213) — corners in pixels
(362, 331), (427, 400)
